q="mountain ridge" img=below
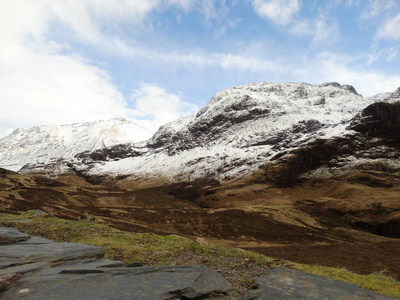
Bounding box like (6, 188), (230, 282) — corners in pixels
(0, 117), (151, 172)
(1, 81), (399, 185)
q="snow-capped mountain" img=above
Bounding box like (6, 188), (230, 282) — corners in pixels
(0, 118), (151, 172)
(1, 82), (399, 183)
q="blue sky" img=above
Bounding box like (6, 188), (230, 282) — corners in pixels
(1, 0), (400, 138)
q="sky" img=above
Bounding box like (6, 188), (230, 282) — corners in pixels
(1, 0), (400, 139)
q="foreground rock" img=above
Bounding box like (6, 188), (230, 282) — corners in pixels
(0, 227), (395, 299)
(243, 267), (394, 300)
(0, 227), (235, 299)
(0, 227), (30, 244)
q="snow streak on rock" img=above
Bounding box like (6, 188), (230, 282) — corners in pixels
(88, 82), (374, 181)
(0, 118), (150, 172)
(0, 82), (398, 182)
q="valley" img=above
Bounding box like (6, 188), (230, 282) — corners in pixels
(1, 169), (399, 280)
(1, 81), (399, 294)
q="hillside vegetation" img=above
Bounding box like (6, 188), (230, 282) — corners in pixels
(1, 211), (399, 298)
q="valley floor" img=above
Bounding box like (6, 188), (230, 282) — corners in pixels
(1, 172), (399, 281)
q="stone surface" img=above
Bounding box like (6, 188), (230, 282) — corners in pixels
(0, 228), (30, 244)
(3, 265), (234, 299)
(0, 228), (395, 299)
(0, 241), (105, 263)
(242, 267), (395, 300)
(0, 228), (235, 299)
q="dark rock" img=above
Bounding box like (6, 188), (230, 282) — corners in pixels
(243, 267), (394, 300)
(319, 82), (359, 95)
(314, 97), (326, 106)
(2, 265), (235, 299)
(348, 102), (400, 147)
(75, 144), (143, 162)
(0, 273), (20, 292)
(0, 228), (235, 299)
(18, 237), (55, 244)
(1, 228), (393, 299)
(126, 261), (143, 267)
(292, 120), (322, 134)
(0, 228), (30, 244)
(265, 139), (340, 187)
(0, 262), (47, 277)
(0, 242), (105, 264)
(0, 168), (18, 175)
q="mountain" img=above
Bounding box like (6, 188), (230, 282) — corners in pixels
(1, 82), (400, 282)
(0, 82), (399, 185)
(0, 118), (150, 173)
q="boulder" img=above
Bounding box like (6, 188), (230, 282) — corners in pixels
(0, 228), (394, 299)
(243, 267), (394, 300)
(0, 227), (235, 299)
(3, 265), (235, 299)
(0, 228), (30, 244)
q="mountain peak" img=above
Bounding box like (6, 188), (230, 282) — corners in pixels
(0, 81), (398, 183)
(0, 118), (151, 172)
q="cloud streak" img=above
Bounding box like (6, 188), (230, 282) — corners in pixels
(0, 0), (399, 138)
(130, 84), (198, 133)
(0, 0), (193, 137)
(377, 13), (400, 40)
(251, 0), (301, 26)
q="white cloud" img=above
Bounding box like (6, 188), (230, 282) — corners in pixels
(251, 1), (338, 45)
(293, 52), (400, 97)
(218, 53), (276, 71)
(0, 0), (193, 137)
(289, 15), (339, 45)
(111, 37), (277, 72)
(377, 13), (400, 40)
(0, 1), (136, 137)
(251, 0), (301, 26)
(0, 43), (131, 133)
(361, 0), (397, 19)
(334, 0), (360, 7)
(367, 43), (399, 64)
(312, 16), (339, 44)
(130, 84), (198, 132)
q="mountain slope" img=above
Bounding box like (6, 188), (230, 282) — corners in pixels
(0, 82), (399, 184)
(0, 118), (150, 172)
(84, 82), (377, 181)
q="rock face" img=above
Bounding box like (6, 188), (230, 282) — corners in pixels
(348, 101), (400, 146)
(0, 228), (395, 299)
(0, 118), (151, 173)
(0, 82), (399, 184)
(243, 267), (394, 300)
(0, 227), (235, 299)
(0, 228), (29, 245)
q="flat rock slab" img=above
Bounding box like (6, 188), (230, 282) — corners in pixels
(0, 241), (105, 264)
(0, 228), (235, 299)
(0, 227), (395, 300)
(243, 267), (395, 300)
(0, 228), (30, 244)
(2, 265), (235, 299)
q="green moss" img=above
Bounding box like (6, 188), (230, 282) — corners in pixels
(293, 263), (400, 299)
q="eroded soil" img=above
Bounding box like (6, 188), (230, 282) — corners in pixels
(1, 172), (399, 279)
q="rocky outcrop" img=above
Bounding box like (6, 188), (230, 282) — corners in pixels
(0, 228), (395, 299)
(0, 228), (29, 244)
(0, 168), (18, 175)
(243, 267), (393, 300)
(0, 227), (235, 299)
(1, 81), (381, 182)
(348, 101), (400, 147)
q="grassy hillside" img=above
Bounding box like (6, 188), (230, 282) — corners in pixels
(1, 211), (399, 298)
